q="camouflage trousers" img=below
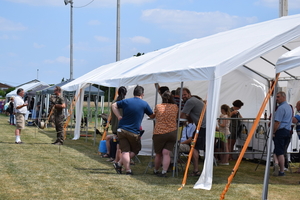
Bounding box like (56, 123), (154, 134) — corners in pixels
(54, 114), (64, 143)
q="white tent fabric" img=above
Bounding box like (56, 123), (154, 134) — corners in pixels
(276, 46), (300, 74)
(276, 46), (300, 107)
(6, 81), (49, 98)
(62, 14), (300, 190)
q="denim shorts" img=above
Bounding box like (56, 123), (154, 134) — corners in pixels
(273, 128), (290, 156)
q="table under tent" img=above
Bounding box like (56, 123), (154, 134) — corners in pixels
(61, 14), (300, 198)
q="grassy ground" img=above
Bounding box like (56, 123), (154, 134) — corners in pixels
(0, 114), (299, 200)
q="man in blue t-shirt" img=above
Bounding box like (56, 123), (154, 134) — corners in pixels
(273, 91), (292, 176)
(112, 85), (154, 175)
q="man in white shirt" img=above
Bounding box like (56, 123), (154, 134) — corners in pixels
(14, 88), (28, 144)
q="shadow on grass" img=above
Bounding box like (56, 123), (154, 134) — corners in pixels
(6, 116), (300, 188)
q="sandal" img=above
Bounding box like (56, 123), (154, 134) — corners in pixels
(101, 153), (110, 158)
(106, 158), (114, 162)
(190, 171), (201, 176)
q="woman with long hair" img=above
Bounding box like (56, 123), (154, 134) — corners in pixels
(103, 86), (127, 162)
(228, 100), (244, 161)
(153, 91), (178, 177)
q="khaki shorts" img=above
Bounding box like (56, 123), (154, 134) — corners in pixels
(117, 129), (141, 155)
(153, 130), (177, 154)
(15, 113), (25, 129)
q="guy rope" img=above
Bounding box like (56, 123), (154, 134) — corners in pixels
(178, 101), (207, 191)
(220, 73), (279, 200)
(63, 88), (83, 140)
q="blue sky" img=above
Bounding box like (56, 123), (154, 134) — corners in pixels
(1, 0), (300, 86)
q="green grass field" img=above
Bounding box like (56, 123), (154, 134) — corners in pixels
(0, 114), (299, 200)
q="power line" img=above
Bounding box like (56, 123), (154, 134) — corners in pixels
(74, 0), (95, 8)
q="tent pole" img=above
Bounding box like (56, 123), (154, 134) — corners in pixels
(86, 84), (92, 142)
(173, 82), (183, 177)
(63, 88), (83, 140)
(262, 79), (278, 200)
(94, 85), (101, 146)
(220, 73), (280, 200)
(144, 83), (159, 175)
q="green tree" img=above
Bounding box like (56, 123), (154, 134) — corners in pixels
(133, 52), (144, 57)
(0, 90), (5, 98)
(5, 87), (15, 95)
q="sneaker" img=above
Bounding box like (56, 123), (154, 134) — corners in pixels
(15, 141), (23, 144)
(153, 170), (160, 175)
(219, 163), (229, 166)
(52, 142), (63, 145)
(113, 163), (122, 174)
(157, 173), (167, 178)
(273, 164), (279, 176)
(126, 171), (133, 175)
(278, 171), (285, 176)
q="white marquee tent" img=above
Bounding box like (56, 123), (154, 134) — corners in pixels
(6, 80), (49, 99)
(62, 14), (300, 190)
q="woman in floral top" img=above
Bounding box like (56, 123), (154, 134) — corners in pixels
(153, 91), (178, 177)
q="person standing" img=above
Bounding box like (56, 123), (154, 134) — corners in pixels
(112, 85), (154, 175)
(228, 99), (244, 161)
(8, 97), (15, 125)
(103, 86), (127, 162)
(14, 88), (28, 144)
(180, 87), (206, 176)
(273, 91), (292, 176)
(217, 104), (231, 165)
(50, 86), (66, 145)
(152, 91), (178, 177)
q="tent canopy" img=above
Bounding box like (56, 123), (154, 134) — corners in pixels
(38, 79), (104, 96)
(63, 14), (300, 92)
(6, 80), (49, 98)
(61, 14), (300, 191)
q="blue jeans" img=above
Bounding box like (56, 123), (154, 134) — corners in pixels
(9, 114), (14, 124)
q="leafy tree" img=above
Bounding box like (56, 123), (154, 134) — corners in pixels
(133, 52), (144, 57)
(5, 87), (15, 95)
(0, 90), (5, 98)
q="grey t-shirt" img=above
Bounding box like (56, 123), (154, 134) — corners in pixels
(182, 97), (206, 128)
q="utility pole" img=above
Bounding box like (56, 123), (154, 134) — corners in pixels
(116, 0), (120, 62)
(64, 0), (74, 80)
(279, 0), (288, 17)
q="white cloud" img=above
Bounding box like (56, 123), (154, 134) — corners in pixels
(0, 17), (27, 31)
(0, 34), (20, 40)
(94, 35), (110, 42)
(88, 20), (101, 26)
(44, 56), (69, 64)
(255, 0), (300, 9)
(33, 42), (45, 48)
(130, 36), (150, 44)
(141, 9), (257, 38)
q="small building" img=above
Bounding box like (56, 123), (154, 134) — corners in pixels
(0, 83), (13, 91)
